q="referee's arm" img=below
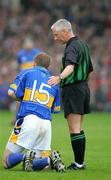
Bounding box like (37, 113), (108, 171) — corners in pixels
(48, 64), (74, 86)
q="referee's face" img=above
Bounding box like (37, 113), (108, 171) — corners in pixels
(52, 29), (66, 44)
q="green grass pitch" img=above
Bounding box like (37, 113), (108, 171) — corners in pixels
(0, 110), (111, 180)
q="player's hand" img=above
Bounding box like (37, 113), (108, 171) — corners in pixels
(48, 76), (60, 86)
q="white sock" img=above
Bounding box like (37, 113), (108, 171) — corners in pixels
(75, 162), (84, 167)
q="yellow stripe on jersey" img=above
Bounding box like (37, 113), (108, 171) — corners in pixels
(34, 90), (48, 102)
(23, 89), (32, 101)
(47, 96), (54, 108)
(23, 88), (54, 108)
(20, 62), (34, 70)
(10, 84), (17, 90)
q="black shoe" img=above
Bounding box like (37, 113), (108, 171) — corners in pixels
(67, 162), (86, 170)
(23, 151), (36, 171)
(50, 150), (66, 172)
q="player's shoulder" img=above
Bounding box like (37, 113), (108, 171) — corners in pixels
(19, 68), (33, 76)
(17, 49), (26, 56)
(17, 69), (36, 81)
(33, 48), (42, 53)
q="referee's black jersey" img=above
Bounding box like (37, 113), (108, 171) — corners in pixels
(60, 36), (93, 87)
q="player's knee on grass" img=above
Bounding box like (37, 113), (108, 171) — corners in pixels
(3, 149), (11, 168)
(3, 157), (8, 168)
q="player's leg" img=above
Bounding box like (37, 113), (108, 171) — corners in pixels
(3, 115), (38, 169)
(3, 117), (26, 169)
(23, 118), (52, 171)
(3, 142), (25, 169)
(23, 150), (66, 172)
(23, 118), (65, 172)
(23, 150), (50, 171)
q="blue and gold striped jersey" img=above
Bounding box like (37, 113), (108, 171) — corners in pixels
(9, 67), (61, 120)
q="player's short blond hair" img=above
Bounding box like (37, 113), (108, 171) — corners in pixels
(34, 53), (51, 69)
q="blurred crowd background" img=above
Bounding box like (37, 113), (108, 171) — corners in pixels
(0, 0), (111, 112)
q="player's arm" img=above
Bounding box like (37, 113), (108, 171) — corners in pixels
(8, 89), (21, 101)
(8, 89), (16, 98)
(8, 71), (25, 101)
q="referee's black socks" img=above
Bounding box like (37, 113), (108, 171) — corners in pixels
(70, 130), (86, 164)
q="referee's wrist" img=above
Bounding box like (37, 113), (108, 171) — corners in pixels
(59, 74), (63, 80)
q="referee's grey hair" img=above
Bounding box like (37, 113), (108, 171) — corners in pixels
(51, 19), (73, 32)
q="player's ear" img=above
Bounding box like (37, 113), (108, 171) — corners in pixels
(33, 61), (36, 67)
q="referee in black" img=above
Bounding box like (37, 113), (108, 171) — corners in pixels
(48, 19), (93, 170)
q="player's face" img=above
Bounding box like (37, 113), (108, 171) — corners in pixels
(52, 29), (66, 44)
(24, 41), (34, 50)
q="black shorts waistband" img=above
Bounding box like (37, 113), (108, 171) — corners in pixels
(61, 80), (87, 88)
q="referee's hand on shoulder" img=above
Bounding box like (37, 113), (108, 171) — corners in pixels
(48, 76), (60, 86)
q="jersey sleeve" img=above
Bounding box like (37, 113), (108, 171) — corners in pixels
(51, 85), (61, 113)
(65, 45), (79, 66)
(9, 71), (25, 99)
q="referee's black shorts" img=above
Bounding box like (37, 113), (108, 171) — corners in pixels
(61, 81), (90, 118)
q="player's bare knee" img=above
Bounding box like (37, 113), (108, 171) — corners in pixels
(2, 154), (9, 169)
(3, 159), (8, 169)
(2, 149), (11, 169)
